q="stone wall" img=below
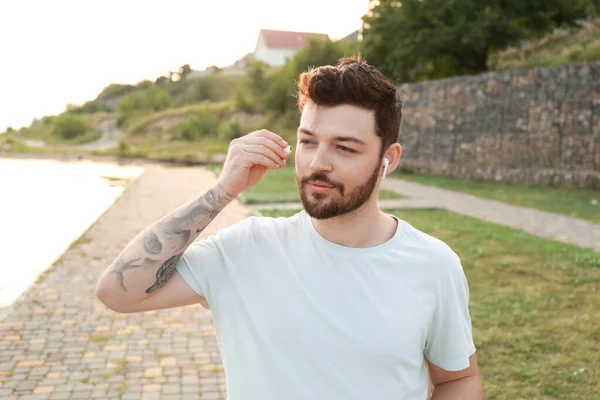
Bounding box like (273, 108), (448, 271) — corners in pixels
(396, 61), (600, 188)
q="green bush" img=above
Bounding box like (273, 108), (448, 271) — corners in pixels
(52, 113), (86, 140)
(217, 119), (244, 141)
(180, 76), (216, 105)
(234, 89), (256, 113)
(179, 109), (219, 141)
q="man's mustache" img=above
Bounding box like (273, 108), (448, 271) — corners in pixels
(300, 173), (344, 192)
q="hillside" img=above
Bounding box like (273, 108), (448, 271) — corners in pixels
(0, 70), (252, 161)
(0, 37), (356, 163)
(489, 17), (600, 71)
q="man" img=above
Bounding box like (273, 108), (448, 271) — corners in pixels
(96, 56), (483, 399)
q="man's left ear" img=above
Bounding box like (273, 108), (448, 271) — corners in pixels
(383, 144), (403, 177)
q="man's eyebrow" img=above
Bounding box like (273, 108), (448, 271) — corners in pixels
(298, 128), (366, 145)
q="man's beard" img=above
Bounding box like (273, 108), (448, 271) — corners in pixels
(295, 160), (382, 220)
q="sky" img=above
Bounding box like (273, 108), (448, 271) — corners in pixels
(0, 0), (370, 132)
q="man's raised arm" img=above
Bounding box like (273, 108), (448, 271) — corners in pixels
(95, 183), (235, 312)
(95, 129), (290, 313)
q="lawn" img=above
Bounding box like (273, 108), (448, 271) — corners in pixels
(259, 207), (600, 400)
(392, 171), (600, 224)
(212, 165), (405, 204)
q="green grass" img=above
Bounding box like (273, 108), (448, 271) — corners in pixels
(213, 164), (405, 204)
(392, 171), (600, 224)
(258, 207), (600, 400)
(110, 136), (230, 161)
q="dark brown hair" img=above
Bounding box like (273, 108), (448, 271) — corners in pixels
(296, 55), (402, 155)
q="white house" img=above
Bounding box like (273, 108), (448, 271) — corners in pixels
(253, 29), (330, 67)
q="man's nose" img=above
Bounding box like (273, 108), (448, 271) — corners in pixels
(309, 148), (332, 172)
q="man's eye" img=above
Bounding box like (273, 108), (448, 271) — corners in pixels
(300, 140), (313, 144)
(339, 146), (356, 153)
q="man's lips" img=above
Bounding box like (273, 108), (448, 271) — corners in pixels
(307, 181), (336, 193)
(309, 181), (334, 188)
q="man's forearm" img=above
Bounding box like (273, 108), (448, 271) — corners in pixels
(430, 375), (483, 400)
(96, 183), (235, 305)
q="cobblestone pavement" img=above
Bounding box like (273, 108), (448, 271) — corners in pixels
(0, 164), (254, 400)
(381, 178), (600, 252)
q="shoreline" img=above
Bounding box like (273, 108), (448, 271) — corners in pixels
(0, 149), (227, 167)
(0, 163), (249, 398)
(0, 157), (146, 312)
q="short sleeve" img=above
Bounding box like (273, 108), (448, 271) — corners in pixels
(175, 234), (225, 302)
(424, 253), (476, 371)
(175, 217), (255, 307)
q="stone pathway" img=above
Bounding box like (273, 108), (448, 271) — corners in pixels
(381, 179), (600, 252)
(0, 164), (254, 400)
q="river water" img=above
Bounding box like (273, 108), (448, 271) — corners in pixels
(0, 157), (144, 308)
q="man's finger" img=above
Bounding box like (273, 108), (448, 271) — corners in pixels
(244, 144), (285, 166)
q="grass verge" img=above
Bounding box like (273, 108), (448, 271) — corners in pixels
(258, 207), (600, 400)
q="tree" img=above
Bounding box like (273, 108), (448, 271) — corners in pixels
(263, 38), (361, 114)
(361, 0), (598, 82)
(234, 60), (271, 113)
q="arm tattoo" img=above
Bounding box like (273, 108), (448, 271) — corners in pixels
(110, 257), (160, 291)
(145, 255), (181, 294)
(110, 186), (233, 294)
(109, 258), (141, 291)
(143, 230), (162, 254)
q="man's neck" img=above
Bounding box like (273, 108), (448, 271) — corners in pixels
(310, 200), (398, 249)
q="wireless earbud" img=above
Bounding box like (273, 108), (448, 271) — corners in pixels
(383, 157), (389, 179)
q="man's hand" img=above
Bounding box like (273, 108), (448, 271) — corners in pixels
(217, 129), (290, 197)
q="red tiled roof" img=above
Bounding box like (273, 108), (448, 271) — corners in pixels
(259, 29), (330, 50)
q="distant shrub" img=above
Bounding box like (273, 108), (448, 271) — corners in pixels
(179, 109), (219, 140)
(52, 113), (86, 140)
(234, 61), (272, 113)
(234, 90), (255, 113)
(180, 76), (216, 105)
(217, 119), (244, 141)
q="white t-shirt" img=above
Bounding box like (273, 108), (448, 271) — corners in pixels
(176, 210), (476, 400)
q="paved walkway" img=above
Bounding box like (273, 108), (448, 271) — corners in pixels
(0, 164), (253, 400)
(381, 179), (600, 252)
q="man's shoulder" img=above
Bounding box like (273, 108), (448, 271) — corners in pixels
(398, 218), (462, 271)
(218, 210), (305, 240)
